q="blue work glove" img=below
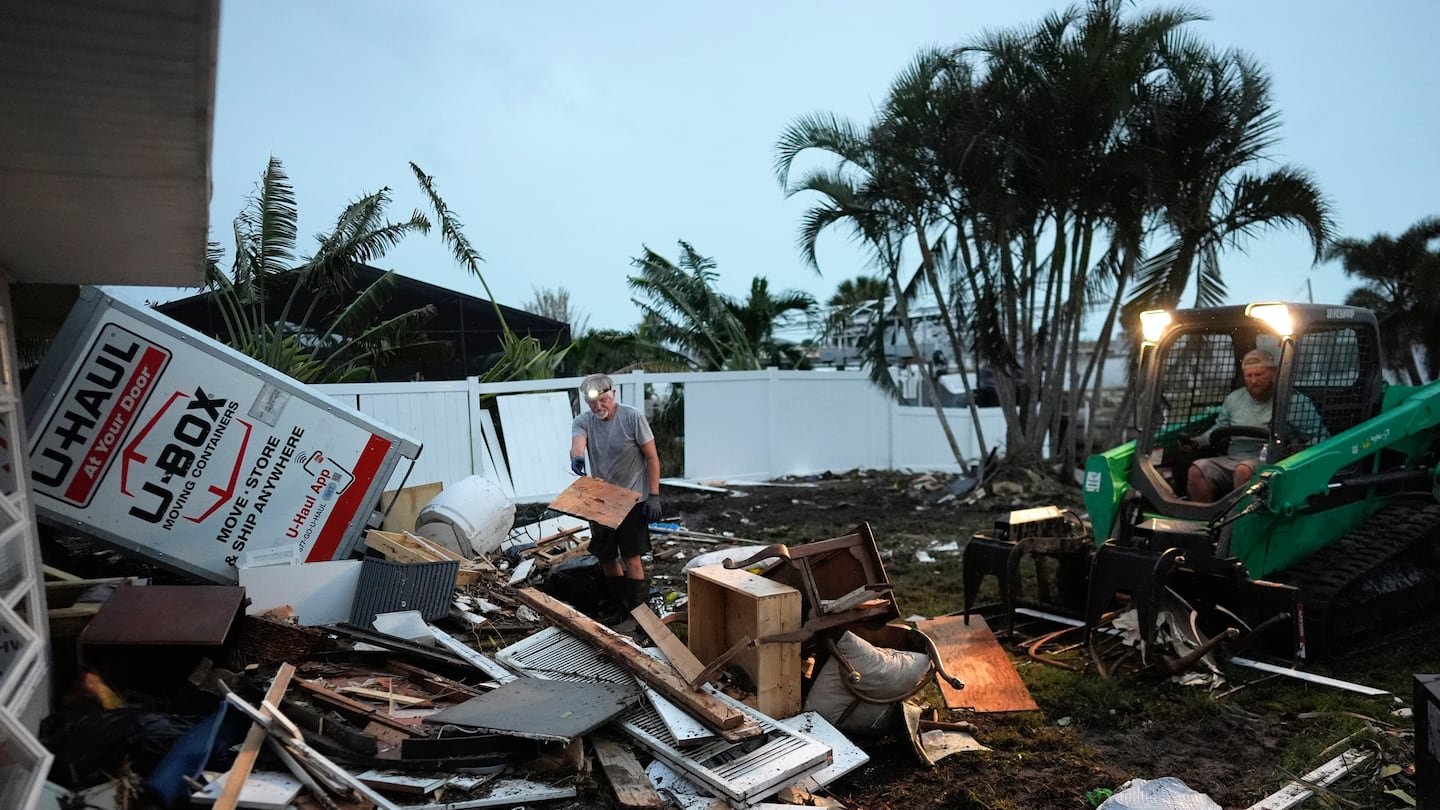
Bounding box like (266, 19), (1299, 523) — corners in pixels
(643, 493), (661, 521)
(570, 456), (586, 476)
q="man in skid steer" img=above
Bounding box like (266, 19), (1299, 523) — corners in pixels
(568, 373), (662, 624)
(1181, 348), (1325, 501)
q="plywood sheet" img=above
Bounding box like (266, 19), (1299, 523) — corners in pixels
(915, 614), (1038, 713)
(78, 585), (244, 645)
(549, 476), (642, 529)
(379, 481), (444, 533)
(497, 391), (575, 501)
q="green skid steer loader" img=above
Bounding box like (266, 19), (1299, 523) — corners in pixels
(964, 302), (1440, 668)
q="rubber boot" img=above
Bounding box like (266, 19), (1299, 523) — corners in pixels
(625, 578), (652, 611)
(623, 578), (654, 643)
(598, 575), (629, 626)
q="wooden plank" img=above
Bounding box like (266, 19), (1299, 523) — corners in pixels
(379, 481), (444, 534)
(592, 737), (664, 809)
(337, 686), (431, 707)
(365, 530), (442, 564)
(548, 476), (642, 530)
(688, 635), (753, 689)
(366, 529), (485, 586)
(915, 614), (1037, 713)
(42, 564), (84, 581)
(513, 588), (747, 732)
(48, 603), (103, 637)
(403, 530), (467, 562)
(532, 526), (584, 546)
(629, 605), (706, 685)
(215, 663), (295, 810)
(292, 680), (417, 735)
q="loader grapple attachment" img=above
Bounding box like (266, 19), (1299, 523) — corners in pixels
(1086, 518), (1302, 664)
(963, 505), (1091, 634)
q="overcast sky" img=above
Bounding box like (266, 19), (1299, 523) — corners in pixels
(138, 0), (1440, 335)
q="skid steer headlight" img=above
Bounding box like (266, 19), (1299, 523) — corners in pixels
(1246, 302), (1293, 337)
(1139, 310), (1172, 344)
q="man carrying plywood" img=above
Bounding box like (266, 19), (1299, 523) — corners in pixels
(569, 373), (662, 624)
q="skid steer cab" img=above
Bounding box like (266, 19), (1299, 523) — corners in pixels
(966, 302), (1440, 670)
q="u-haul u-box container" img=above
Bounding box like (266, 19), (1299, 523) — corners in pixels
(23, 286), (422, 583)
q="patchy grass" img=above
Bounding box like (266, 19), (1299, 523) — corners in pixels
(655, 471), (1425, 808)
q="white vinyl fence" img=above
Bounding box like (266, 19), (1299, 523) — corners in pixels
(317, 369), (1017, 504)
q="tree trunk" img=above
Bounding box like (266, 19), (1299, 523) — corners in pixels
(889, 274), (971, 471)
(912, 219), (989, 462)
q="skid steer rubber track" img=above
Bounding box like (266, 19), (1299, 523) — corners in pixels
(1274, 500), (1440, 660)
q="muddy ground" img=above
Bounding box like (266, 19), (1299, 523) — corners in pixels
(39, 469), (1428, 809)
(634, 469), (1429, 810)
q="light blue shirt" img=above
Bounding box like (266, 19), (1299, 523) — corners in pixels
(1201, 388), (1326, 460)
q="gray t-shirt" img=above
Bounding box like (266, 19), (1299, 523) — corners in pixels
(571, 403), (655, 496)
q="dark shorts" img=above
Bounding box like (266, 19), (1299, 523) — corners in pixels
(588, 502), (651, 562)
(1192, 454), (1258, 491)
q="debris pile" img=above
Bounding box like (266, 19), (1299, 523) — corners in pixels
(37, 479), (1003, 810)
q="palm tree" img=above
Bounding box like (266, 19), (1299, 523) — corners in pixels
(207, 158), (572, 385)
(570, 327), (691, 375)
(1124, 41), (1333, 312)
(206, 158), (446, 383)
(409, 163), (573, 383)
(627, 241), (813, 370)
(1327, 216), (1440, 383)
(525, 286), (590, 336)
(774, 94), (980, 470)
(952, 1), (1204, 470)
(819, 274), (888, 367)
(728, 276), (817, 369)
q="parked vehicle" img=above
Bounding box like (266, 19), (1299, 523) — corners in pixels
(965, 302), (1440, 665)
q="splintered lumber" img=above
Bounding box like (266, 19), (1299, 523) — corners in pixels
(688, 635), (754, 690)
(592, 737), (664, 809)
(523, 526), (591, 566)
(220, 688), (401, 810)
(514, 588), (747, 732)
(548, 476), (642, 529)
(337, 686), (430, 707)
(293, 680), (417, 736)
(366, 529), (442, 564)
(403, 530), (465, 562)
(629, 605), (706, 685)
(216, 663), (295, 810)
(364, 529), (489, 585)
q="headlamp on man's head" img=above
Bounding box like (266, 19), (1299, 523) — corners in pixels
(579, 373), (615, 403)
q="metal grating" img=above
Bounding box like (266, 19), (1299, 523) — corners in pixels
(497, 626), (830, 804)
